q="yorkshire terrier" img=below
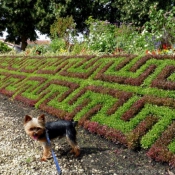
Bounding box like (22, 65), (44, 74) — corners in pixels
(24, 114), (80, 161)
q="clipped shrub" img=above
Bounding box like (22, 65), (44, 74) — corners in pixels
(127, 116), (158, 149)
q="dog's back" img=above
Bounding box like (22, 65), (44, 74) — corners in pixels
(46, 120), (77, 140)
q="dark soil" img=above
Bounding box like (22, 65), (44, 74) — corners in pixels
(0, 93), (175, 175)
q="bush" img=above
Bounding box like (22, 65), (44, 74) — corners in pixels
(48, 38), (66, 53)
(0, 41), (12, 53)
(35, 45), (48, 55)
(144, 5), (175, 49)
(50, 16), (76, 50)
(85, 17), (117, 53)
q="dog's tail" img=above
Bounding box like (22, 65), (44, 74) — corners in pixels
(72, 121), (78, 127)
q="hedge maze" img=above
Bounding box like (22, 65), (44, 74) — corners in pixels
(1, 54), (175, 165)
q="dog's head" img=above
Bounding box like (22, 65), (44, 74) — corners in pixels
(24, 114), (45, 140)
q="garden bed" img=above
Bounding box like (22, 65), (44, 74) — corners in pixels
(1, 54), (175, 167)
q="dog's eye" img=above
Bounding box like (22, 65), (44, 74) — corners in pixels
(36, 127), (41, 131)
(30, 128), (34, 131)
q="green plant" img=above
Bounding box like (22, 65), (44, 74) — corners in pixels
(34, 45), (48, 55)
(26, 157), (32, 163)
(113, 23), (158, 54)
(71, 42), (88, 55)
(144, 5), (175, 48)
(0, 41), (12, 53)
(49, 38), (66, 53)
(50, 16), (76, 49)
(85, 17), (117, 53)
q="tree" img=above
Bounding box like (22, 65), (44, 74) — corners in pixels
(50, 16), (76, 50)
(53, 0), (120, 32)
(53, 0), (174, 32)
(0, 0), (55, 50)
(114, 0), (174, 26)
(0, 3), (7, 37)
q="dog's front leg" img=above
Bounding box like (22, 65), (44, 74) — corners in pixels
(41, 142), (51, 161)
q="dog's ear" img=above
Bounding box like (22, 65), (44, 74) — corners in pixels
(24, 115), (32, 124)
(38, 114), (45, 123)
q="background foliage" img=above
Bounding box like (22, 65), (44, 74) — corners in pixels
(0, 0), (55, 50)
(0, 41), (12, 53)
(0, 0), (174, 55)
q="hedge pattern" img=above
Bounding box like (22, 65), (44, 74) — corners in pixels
(1, 55), (175, 166)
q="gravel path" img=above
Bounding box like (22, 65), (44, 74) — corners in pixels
(0, 94), (175, 175)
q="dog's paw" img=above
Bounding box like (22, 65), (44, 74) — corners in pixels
(40, 157), (48, 161)
(40, 154), (52, 161)
(75, 149), (81, 157)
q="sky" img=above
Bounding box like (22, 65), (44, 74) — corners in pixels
(1, 30), (50, 40)
(1, 30), (84, 43)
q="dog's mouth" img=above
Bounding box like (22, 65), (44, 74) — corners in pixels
(32, 134), (38, 140)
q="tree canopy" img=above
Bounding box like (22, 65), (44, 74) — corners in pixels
(0, 0), (174, 51)
(53, 0), (120, 32)
(0, 0), (55, 50)
(53, 0), (174, 30)
(0, 3), (7, 36)
(114, 0), (174, 25)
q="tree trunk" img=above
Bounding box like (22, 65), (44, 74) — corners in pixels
(21, 36), (28, 51)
